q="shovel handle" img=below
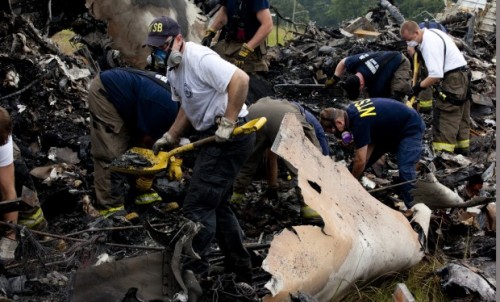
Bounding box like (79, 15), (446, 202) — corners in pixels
(111, 117), (268, 175)
(406, 53), (420, 108)
(164, 117), (267, 157)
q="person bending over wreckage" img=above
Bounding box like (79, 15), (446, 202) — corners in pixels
(0, 107), (48, 262)
(231, 96), (329, 218)
(87, 67), (180, 216)
(325, 50), (412, 102)
(146, 16), (255, 297)
(401, 20), (471, 155)
(406, 20), (448, 113)
(320, 98), (425, 209)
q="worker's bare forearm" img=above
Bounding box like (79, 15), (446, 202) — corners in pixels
(246, 9), (273, 50)
(168, 108), (190, 138)
(225, 70), (249, 121)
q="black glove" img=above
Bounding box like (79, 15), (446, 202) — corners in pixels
(201, 28), (216, 47)
(324, 75), (341, 88)
(411, 82), (423, 97)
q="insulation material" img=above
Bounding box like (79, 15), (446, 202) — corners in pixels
(84, 0), (206, 67)
(262, 113), (427, 301)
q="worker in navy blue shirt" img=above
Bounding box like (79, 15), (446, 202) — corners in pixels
(87, 67), (179, 215)
(325, 51), (412, 102)
(419, 20), (447, 33)
(202, 0), (273, 73)
(319, 98), (425, 208)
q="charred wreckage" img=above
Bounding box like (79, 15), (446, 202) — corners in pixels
(0, 0), (496, 301)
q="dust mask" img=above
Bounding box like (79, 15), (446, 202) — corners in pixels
(167, 50), (182, 68)
(406, 40), (419, 48)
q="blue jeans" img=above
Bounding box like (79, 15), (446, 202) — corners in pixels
(367, 123), (424, 208)
(396, 123), (425, 208)
(183, 126), (255, 280)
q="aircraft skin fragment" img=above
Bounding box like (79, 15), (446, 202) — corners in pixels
(263, 113), (428, 302)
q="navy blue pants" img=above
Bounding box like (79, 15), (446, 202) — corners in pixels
(367, 121), (424, 208)
(183, 126), (255, 279)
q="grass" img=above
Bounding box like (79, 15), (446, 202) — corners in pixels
(341, 254), (449, 302)
(267, 25), (296, 47)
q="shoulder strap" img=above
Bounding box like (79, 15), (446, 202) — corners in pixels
(118, 67), (171, 91)
(428, 29), (447, 72)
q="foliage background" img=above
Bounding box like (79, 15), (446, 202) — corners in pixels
(269, 0), (445, 27)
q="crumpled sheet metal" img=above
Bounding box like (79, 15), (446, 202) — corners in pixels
(436, 263), (496, 302)
(262, 113), (426, 302)
(411, 172), (466, 209)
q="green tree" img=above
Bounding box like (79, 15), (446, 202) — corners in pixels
(294, 0), (445, 28)
(398, 0), (445, 22)
(270, 0), (310, 24)
(325, 0), (378, 27)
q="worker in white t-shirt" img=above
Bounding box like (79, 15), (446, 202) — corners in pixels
(0, 107), (18, 261)
(401, 20), (471, 155)
(145, 16), (254, 296)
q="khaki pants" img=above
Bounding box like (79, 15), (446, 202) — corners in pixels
(88, 75), (131, 209)
(432, 70), (470, 153)
(390, 56), (412, 101)
(212, 40), (269, 73)
(233, 97), (320, 193)
(417, 63), (433, 111)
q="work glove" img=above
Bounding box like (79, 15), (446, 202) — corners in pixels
(167, 156), (183, 181)
(230, 192), (245, 204)
(201, 28), (216, 47)
(0, 237), (17, 261)
(152, 132), (177, 155)
(215, 117), (236, 142)
(324, 74), (341, 88)
(134, 189), (162, 205)
(233, 43), (254, 68)
(411, 82), (423, 97)
(300, 205), (321, 219)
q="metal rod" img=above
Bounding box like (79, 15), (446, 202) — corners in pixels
(274, 83), (324, 88)
(367, 179), (417, 193)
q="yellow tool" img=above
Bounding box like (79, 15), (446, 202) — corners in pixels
(111, 117), (267, 175)
(406, 52), (420, 108)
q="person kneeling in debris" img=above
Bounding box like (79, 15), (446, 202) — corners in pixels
(320, 98), (425, 209)
(325, 51), (412, 102)
(231, 97), (329, 218)
(87, 67), (179, 216)
(0, 108), (47, 261)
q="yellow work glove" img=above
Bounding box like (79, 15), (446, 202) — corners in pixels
(167, 156), (183, 180)
(230, 192), (245, 204)
(300, 205), (321, 219)
(324, 74), (341, 88)
(233, 43), (253, 68)
(201, 27), (217, 47)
